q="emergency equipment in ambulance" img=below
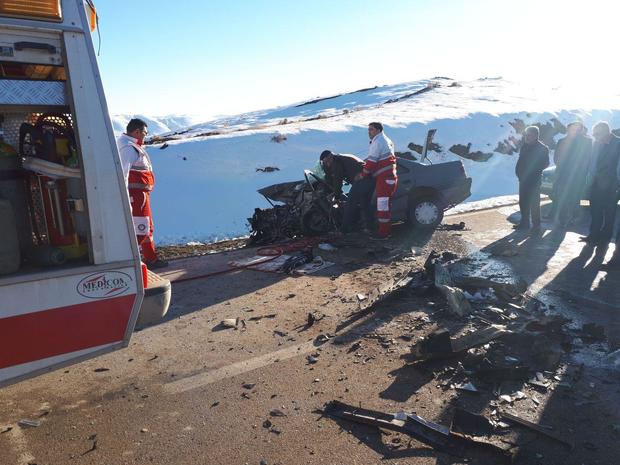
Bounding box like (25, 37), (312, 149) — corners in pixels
(0, 0), (171, 388)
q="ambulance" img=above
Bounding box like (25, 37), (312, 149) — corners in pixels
(0, 0), (171, 387)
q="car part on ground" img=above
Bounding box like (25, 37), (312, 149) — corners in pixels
(322, 400), (512, 462)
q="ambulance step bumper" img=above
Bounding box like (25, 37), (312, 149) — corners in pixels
(135, 270), (171, 329)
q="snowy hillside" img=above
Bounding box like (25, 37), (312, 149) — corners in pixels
(111, 113), (201, 137)
(139, 77), (620, 245)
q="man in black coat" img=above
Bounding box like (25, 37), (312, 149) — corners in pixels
(583, 122), (620, 245)
(515, 126), (549, 230)
(319, 150), (372, 233)
(552, 122), (592, 226)
(319, 150), (364, 199)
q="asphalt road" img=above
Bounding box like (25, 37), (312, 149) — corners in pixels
(2, 203), (619, 465)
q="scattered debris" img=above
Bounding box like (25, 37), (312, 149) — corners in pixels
(0, 426), (13, 434)
(436, 222), (466, 231)
(451, 408), (494, 436)
(323, 401), (511, 461)
(437, 284), (473, 316)
(406, 325), (510, 362)
(476, 366), (529, 382)
(242, 383), (256, 390)
(18, 419), (41, 428)
(159, 142), (169, 150)
(93, 367), (110, 373)
(270, 134), (287, 143)
(269, 409), (287, 418)
(580, 322), (606, 341)
(140, 428), (149, 433)
(315, 334), (330, 344)
(81, 434), (98, 456)
(412, 328), (453, 358)
(307, 355), (318, 364)
(454, 382), (479, 393)
(499, 411), (573, 448)
(220, 318), (240, 329)
(307, 311), (325, 327)
(282, 251), (313, 274)
(525, 315), (569, 334)
(248, 314), (277, 322)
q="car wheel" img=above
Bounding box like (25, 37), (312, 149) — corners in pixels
(409, 196), (444, 229)
(301, 206), (332, 235)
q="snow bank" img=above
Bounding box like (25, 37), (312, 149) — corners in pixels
(138, 78), (620, 245)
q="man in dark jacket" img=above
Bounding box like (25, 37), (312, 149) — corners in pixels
(320, 150), (372, 233)
(515, 126), (549, 230)
(319, 150), (364, 199)
(553, 122), (592, 226)
(582, 122), (620, 245)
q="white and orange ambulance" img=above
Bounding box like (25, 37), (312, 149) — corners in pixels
(0, 0), (170, 387)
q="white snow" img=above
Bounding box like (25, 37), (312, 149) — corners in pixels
(111, 113), (202, 137)
(131, 77), (620, 245)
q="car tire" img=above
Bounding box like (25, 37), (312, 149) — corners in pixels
(301, 205), (332, 235)
(408, 195), (444, 229)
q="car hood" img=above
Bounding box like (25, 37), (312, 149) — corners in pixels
(258, 180), (305, 204)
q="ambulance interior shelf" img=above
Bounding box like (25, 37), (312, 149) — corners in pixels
(0, 111), (91, 277)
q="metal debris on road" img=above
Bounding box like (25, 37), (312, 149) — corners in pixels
(18, 419), (41, 428)
(499, 411), (573, 449)
(248, 314), (277, 322)
(221, 318), (240, 329)
(323, 401), (511, 462)
(307, 311), (325, 327)
(454, 382), (479, 393)
(404, 324), (510, 362)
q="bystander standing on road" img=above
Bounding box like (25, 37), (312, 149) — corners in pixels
(514, 126), (549, 231)
(581, 122), (620, 247)
(552, 122), (592, 227)
(601, 140), (620, 269)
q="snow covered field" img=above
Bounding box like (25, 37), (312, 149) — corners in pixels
(126, 78), (620, 245)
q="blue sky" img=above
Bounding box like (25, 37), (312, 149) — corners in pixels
(96, 0), (619, 118)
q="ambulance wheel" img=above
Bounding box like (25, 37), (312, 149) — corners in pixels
(408, 195), (443, 230)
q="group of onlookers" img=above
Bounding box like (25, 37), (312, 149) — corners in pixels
(515, 120), (620, 269)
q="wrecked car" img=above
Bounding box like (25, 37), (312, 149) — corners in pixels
(248, 158), (472, 244)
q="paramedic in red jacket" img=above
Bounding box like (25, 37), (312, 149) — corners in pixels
(117, 118), (168, 269)
(356, 122), (398, 238)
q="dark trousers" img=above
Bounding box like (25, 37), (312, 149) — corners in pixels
(342, 177), (375, 233)
(518, 179), (542, 227)
(589, 185), (618, 243)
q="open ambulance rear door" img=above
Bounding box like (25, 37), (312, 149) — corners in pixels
(0, 0), (144, 387)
